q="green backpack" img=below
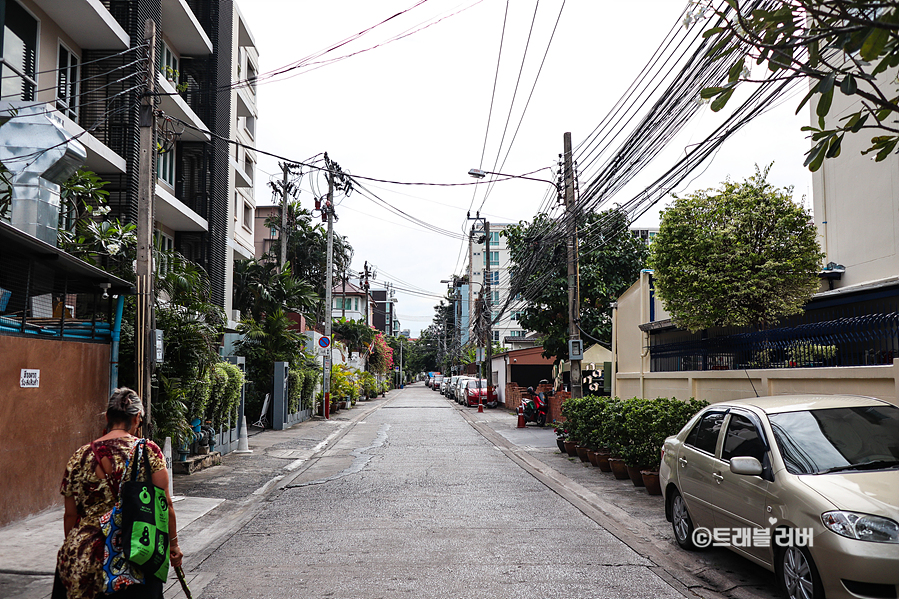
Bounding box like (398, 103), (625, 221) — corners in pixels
(121, 440), (170, 581)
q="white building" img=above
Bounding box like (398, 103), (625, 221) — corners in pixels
(463, 222), (530, 348)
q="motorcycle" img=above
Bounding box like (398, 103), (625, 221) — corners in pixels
(521, 391), (548, 426)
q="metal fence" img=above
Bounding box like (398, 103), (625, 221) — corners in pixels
(650, 301), (899, 372)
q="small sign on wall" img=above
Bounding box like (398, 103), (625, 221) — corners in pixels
(20, 369), (40, 388)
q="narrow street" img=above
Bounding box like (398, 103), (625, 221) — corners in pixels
(172, 383), (778, 599)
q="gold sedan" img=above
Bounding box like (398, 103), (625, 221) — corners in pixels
(659, 395), (899, 599)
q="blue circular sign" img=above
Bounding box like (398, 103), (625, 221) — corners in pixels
(318, 336), (331, 349)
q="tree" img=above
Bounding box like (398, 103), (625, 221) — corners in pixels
(233, 258), (318, 321)
(264, 201), (353, 301)
(505, 208), (648, 363)
(694, 0), (899, 169)
(650, 164), (823, 332)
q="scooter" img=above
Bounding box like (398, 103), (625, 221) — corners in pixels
(521, 391), (548, 426)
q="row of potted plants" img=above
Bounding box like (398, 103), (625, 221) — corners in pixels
(555, 395), (708, 494)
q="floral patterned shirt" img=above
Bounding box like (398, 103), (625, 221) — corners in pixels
(57, 436), (165, 599)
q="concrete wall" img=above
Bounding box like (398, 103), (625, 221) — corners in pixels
(812, 70), (899, 290)
(615, 361), (899, 407)
(0, 336), (110, 526)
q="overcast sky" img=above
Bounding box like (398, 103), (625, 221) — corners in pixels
(239, 0), (813, 336)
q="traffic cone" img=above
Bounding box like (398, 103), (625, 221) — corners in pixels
(517, 406), (525, 428)
(233, 414), (252, 454)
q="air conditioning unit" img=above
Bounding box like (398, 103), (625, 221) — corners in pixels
(231, 309), (241, 322)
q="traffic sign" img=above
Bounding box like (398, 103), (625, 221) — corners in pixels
(318, 336), (331, 349)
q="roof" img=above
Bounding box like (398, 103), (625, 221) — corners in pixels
(712, 394), (889, 414)
(0, 220), (133, 294)
(332, 280), (370, 296)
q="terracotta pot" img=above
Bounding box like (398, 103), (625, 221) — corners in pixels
(595, 450), (612, 472)
(626, 465), (646, 487)
(608, 457), (630, 480)
(586, 450), (599, 467)
(641, 470), (662, 495)
(563, 440), (579, 457)
(576, 446), (590, 463)
(556, 438), (567, 453)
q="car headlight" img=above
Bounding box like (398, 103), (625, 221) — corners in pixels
(821, 511), (899, 543)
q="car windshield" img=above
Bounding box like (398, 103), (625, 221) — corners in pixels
(768, 405), (899, 475)
(467, 380), (486, 389)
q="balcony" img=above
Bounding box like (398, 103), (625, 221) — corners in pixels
(156, 73), (210, 142)
(161, 0), (213, 56)
(155, 185), (208, 232)
(31, 0), (129, 50)
(232, 158), (252, 188)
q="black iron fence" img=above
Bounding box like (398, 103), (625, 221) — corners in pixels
(650, 300), (899, 372)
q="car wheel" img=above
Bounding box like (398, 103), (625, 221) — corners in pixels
(670, 489), (696, 550)
(777, 543), (823, 599)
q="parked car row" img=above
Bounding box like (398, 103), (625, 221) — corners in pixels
(659, 394), (899, 599)
(433, 374), (499, 408)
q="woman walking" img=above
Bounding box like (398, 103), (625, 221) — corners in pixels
(54, 388), (183, 598)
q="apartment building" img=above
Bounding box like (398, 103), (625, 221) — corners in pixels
(463, 223), (530, 348)
(0, 0), (259, 321)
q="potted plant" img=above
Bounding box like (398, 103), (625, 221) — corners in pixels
(787, 342), (837, 367)
(553, 422), (568, 453)
(602, 397), (631, 479)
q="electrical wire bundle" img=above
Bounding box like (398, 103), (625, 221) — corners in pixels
(490, 0), (802, 327)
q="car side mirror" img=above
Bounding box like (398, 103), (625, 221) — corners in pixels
(730, 456), (763, 476)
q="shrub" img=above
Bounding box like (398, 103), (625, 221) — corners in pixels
(624, 397), (709, 470)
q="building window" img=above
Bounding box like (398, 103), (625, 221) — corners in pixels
(354, 297), (359, 311)
(511, 311), (523, 321)
(1, 1), (37, 101)
(492, 291), (499, 303)
(242, 202), (253, 231)
(243, 154), (255, 182)
(157, 147), (175, 188)
(482, 251), (500, 267)
(493, 331), (500, 342)
(246, 61), (257, 95)
(490, 271), (499, 285)
(489, 231), (500, 246)
(56, 44), (79, 119)
(154, 231), (175, 275)
(160, 43), (178, 81)
(510, 330), (525, 337)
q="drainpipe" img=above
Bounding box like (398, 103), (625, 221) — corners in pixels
(109, 294), (125, 395)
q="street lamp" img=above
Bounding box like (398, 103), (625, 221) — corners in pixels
(467, 167), (561, 190)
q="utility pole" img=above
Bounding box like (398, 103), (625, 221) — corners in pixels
(362, 260), (371, 326)
(322, 153), (335, 420)
(279, 163), (290, 271)
(136, 19), (156, 426)
(564, 131), (582, 399)
(466, 212), (492, 409)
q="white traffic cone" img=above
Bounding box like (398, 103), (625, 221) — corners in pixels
(233, 415), (252, 454)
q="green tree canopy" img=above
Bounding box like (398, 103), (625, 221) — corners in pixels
(505, 208), (648, 363)
(695, 0), (899, 169)
(650, 165), (823, 332)
(233, 258), (318, 322)
(264, 202), (353, 301)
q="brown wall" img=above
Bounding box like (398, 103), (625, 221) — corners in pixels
(0, 336), (110, 526)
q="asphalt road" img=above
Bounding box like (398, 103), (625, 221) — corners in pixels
(171, 382), (782, 599)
